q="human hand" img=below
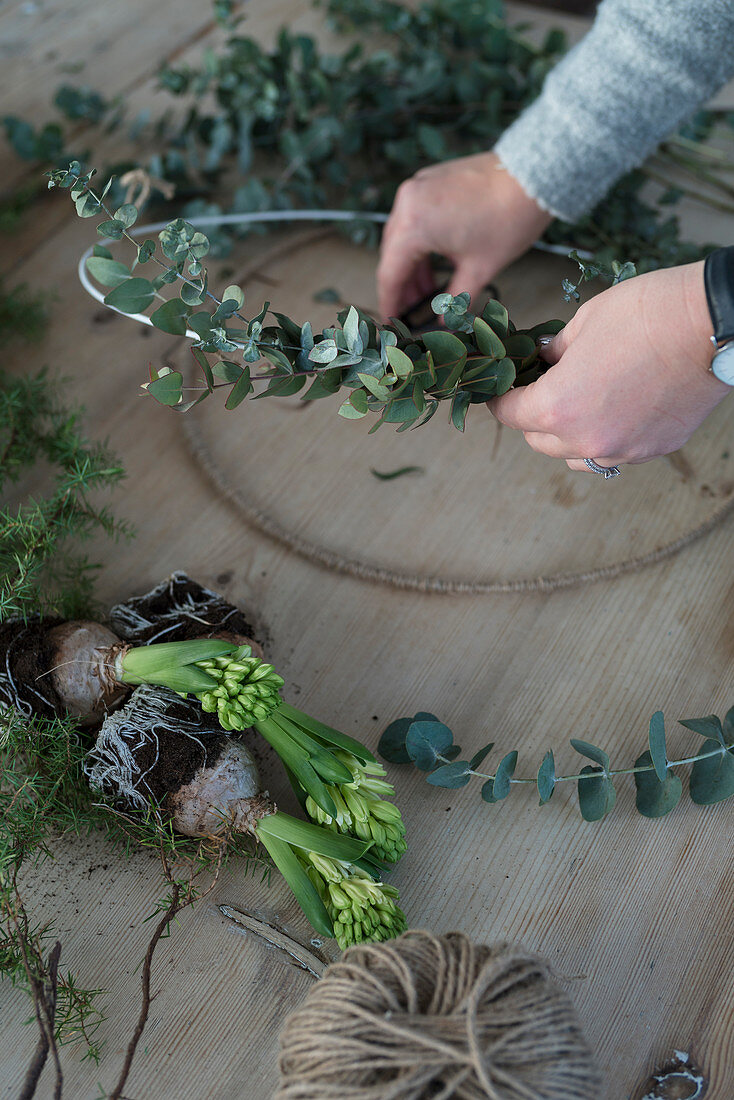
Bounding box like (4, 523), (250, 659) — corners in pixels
(376, 152), (552, 320)
(488, 261), (730, 471)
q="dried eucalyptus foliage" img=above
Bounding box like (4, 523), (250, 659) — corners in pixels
(379, 708), (734, 822)
(0, 368), (131, 620)
(7, 0), (734, 268)
(51, 163), (568, 431)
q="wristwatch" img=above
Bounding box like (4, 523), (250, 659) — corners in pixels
(703, 245), (734, 385)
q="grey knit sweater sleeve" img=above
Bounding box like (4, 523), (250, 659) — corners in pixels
(494, 0), (734, 222)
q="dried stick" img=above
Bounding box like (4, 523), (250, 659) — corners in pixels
(108, 834), (227, 1100)
(107, 882), (182, 1100)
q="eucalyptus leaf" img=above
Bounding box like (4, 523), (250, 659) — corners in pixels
(113, 203), (138, 228)
(473, 317), (505, 358)
(405, 720), (454, 771)
(96, 218), (124, 240)
(309, 340), (339, 364)
(422, 330), (467, 369)
(370, 465), (424, 480)
(343, 306), (362, 354)
(570, 739), (610, 771)
(503, 334), (536, 359)
(143, 370), (183, 407)
(339, 391), (369, 418)
(85, 256), (131, 288)
(181, 278), (207, 307)
(680, 715), (725, 746)
(482, 300), (509, 337)
(577, 767), (616, 822)
(224, 367), (253, 409)
(450, 389), (471, 431)
(724, 706), (734, 740)
(648, 710), (668, 782)
(104, 277), (155, 314)
(469, 743), (494, 771)
(378, 717), (413, 764)
(492, 750), (518, 800)
(211, 359), (242, 382)
(137, 239), (156, 264)
(537, 750), (555, 804)
(634, 751), (682, 818)
(222, 284), (244, 310)
(689, 740), (734, 805)
(150, 297), (190, 335)
(426, 761), (472, 788)
(386, 345), (414, 379)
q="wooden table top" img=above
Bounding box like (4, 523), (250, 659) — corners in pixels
(2, 2), (733, 1098)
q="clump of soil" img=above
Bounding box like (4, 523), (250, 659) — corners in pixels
(110, 572), (260, 647)
(133, 692), (232, 803)
(0, 617), (64, 718)
(86, 686), (231, 806)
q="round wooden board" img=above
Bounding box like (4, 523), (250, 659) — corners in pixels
(178, 229), (734, 589)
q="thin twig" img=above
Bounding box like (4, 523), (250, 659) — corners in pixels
(107, 881), (182, 1100)
(107, 836), (227, 1100)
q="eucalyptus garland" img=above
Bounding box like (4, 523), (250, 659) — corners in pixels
(7, 0), (734, 270)
(50, 162), (578, 432)
(378, 708), (734, 821)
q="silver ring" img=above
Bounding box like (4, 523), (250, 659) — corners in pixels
(584, 458), (621, 479)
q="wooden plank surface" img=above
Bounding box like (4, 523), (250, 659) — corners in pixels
(2, 3), (734, 1099)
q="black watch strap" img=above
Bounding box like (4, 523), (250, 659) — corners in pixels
(704, 246), (734, 345)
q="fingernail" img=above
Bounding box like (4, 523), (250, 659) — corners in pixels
(537, 335), (553, 345)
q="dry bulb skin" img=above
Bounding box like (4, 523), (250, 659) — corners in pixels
(0, 618), (126, 724)
(167, 743), (272, 837)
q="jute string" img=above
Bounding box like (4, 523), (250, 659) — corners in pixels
(181, 410), (734, 594)
(274, 930), (599, 1099)
(179, 227), (734, 594)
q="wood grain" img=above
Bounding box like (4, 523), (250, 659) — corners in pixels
(2, 2), (734, 1099)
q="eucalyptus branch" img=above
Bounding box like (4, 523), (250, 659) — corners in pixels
(50, 161), (566, 432)
(653, 149), (734, 201)
(69, 177), (251, 328)
(379, 708), (734, 822)
(662, 134), (734, 168)
(8, 0), (733, 272)
(642, 167), (734, 217)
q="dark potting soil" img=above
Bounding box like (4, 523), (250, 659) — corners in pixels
(120, 688), (231, 803)
(0, 616), (66, 719)
(109, 572), (260, 647)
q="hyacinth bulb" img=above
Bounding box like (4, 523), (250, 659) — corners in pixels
(85, 684), (274, 837)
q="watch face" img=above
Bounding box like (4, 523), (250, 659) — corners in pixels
(712, 342), (734, 386)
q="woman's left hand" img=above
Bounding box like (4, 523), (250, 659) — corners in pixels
(488, 261), (730, 471)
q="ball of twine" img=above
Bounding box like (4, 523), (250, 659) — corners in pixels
(275, 930), (600, 1100)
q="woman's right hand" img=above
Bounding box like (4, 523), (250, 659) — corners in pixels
(376, 151), (552, 320)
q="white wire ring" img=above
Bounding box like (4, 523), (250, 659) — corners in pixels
(77, 208), (588, 340)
